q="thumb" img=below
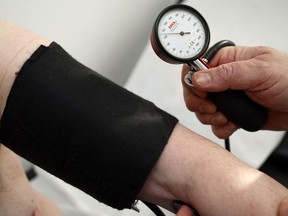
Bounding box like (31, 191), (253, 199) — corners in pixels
(192, 60), (262, 92)
(176, 205), (196, 216)
(278, 196), (288, 216)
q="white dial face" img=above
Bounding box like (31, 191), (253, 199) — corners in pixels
(157, 8), (207, 59)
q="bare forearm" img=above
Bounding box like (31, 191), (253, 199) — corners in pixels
(139, 123), (287, 215)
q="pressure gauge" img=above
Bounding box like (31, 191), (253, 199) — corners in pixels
(150, 4), (268, 132)
(151, 4), (210, 64)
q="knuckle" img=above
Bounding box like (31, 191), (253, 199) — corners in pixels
(195, 112), (212, 125)
(184, 91), (204, 112)
(212, 126), (230, 139)
(185, 99), (198, 112)
(212, 122), (238, 139)
(195, 113), (209, 124)
(255, 46), (272, 55)
(216, 64), (234, 82)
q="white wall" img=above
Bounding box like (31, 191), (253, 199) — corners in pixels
(0, 0), (176, 85)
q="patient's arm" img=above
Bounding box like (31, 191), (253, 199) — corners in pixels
(0, 20), (287, 216)
(0, 145), (63, 216)
(0, 19), (52, 117)
(139, 123), (287, 215)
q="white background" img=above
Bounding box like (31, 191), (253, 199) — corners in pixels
(1, 0), (288, 215)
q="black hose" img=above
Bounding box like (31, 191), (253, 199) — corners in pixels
(203, 40), (235, 62)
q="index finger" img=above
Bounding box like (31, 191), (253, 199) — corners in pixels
(209, 46), (266, 66)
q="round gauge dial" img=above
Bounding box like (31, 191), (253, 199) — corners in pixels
(151, 5), (210, 64)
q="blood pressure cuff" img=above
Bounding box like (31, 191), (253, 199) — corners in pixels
(0, 42), (178, 209)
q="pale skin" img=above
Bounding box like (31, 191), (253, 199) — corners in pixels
(0, 20), (287, 215)
(139, 123), (287, 215)
(0, 145), (63, 216)
(181, 46), (288, 215)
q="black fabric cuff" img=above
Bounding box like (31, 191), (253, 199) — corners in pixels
(0, 42), (178, 209)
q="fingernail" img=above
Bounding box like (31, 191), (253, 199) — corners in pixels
(278, 198), (288, 216)
(199, 105), (208, 113)
(172, 201), (200, 216)
(184, 71), (194, 86)
(191, 208), (200, 216)
(194, 72), (211, 86)
(172, 201), (183, 213)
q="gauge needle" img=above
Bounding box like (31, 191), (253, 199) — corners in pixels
(162, 31), (191, 36)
